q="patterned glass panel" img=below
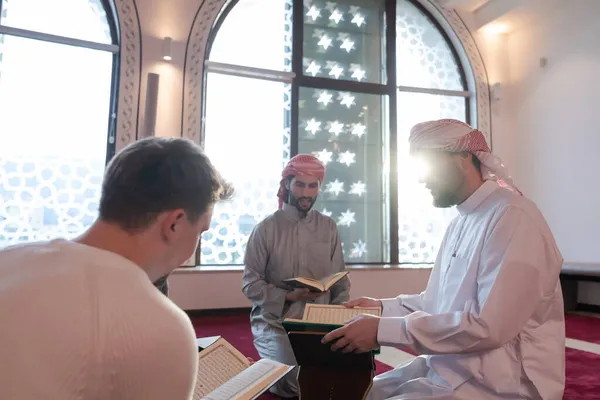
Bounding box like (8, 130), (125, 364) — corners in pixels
(201, 73), (291, 264)
(396, 91), (466, 264)
(303, 0), (386, 84)
(298, 87), (388, 263)
(0, 34), (113, 248)
(1, 0), (113, 44)
(396, 0), (464, 90)
(209, 0), (292, 72)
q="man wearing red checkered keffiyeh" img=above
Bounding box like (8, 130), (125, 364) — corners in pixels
(242, 153), (350, 398)
(321, 120), (565, 400)
(408, 119), (522, 208)
(276, 154), (326, 210)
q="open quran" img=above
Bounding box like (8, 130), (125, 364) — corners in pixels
(193, 336), (293, 400)
(284, 303), (382, 327)
(282, 271), (349, 292)
(282, 304), (382, 355)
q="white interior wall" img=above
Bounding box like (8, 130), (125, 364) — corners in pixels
(505, 1), (600, 305)
(169, 267), (432, 310)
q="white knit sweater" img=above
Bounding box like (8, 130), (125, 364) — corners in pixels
(0, 239), (198, 399)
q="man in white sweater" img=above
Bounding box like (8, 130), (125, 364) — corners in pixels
(0, 137), (233, 399)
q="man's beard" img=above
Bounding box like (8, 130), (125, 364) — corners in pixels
(289, 193), (315, 213)
(429, 164), (464, 208)
(432, 191), (461, 208)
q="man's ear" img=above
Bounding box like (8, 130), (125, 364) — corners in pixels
(284, 179), (291, 190)
(160, 209), (185, 242)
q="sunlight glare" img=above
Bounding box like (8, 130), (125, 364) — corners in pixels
(412, 155), (430, 182)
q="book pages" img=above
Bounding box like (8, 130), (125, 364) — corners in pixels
(194, 338), (250, 399)
(303, 304), (381, 325)
(319, 271), (347, 289)
(203, 359), (292, 400)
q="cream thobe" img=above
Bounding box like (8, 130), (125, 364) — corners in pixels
(242, 203), (350, 398)
(368, 180), (565, 400)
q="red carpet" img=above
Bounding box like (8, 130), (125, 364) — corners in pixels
(192, 313), (600, 400)
(566, 314), (600, 344)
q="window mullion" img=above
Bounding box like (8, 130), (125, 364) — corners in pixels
(0, 25), (118, 53)
(290, 0), (305, 158)
(397, 85), (470, 97)
(205, 61), (296, 84)
(387, 0), (399, 265)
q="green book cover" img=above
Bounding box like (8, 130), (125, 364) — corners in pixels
(282, 319), (381, 355)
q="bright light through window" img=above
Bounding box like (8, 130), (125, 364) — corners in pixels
(201, 0), (472, 266)
(0, 1), (115, 248)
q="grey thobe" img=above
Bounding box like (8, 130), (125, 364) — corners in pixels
(242, 203), (350, 398)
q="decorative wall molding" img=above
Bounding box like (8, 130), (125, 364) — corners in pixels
(182, 0), (228, 144)
(181, 0), (491, 145)
(422, 0), (492, 144)
(114, 0), (142, 152)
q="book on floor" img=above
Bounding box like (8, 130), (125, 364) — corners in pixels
(194, 336), (294, 400)
(282, 271), (349, 292)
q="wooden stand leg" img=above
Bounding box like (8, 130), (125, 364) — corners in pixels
(297, 366), (374, 400)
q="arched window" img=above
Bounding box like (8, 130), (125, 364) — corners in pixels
(200, 0), (472, 266)
(0, 0), (119, 248)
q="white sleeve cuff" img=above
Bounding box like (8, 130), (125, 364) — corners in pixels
(377, 317), (408, 347)
(380, 297), (406, 317)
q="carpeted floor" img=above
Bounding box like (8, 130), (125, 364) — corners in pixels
(192, 312), (600, 400)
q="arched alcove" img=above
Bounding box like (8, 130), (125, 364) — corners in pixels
(183, 0), (490, 266)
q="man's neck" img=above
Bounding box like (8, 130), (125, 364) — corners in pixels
(282, 202), (309, 219)
(74, 220), (158, 280)
(457, 175), (485, 205)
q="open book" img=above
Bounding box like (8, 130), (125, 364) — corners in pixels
(283, 271), (349, 292)
(194, 337), (293, 400)
(284, 303), (382, 326)
(283, 304), (382, 354)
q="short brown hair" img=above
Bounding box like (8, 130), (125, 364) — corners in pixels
(99, 137), (233, 231)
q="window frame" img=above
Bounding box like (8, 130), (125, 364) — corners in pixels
(189, 0), (480, 268)
(0, 0), (144, 250)
(0, 0), (121, 162)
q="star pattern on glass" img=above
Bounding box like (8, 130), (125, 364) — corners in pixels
(326, 179), (344, 196)
(314, 149), (333, 165)
(350, 123), (366, 138)
(338, 150), (356, 167)
(328, 64), (344, 79)
(349, 6), (366, 27)
(350, 64), (366, 81)
(329, 8), (344, 24)
(306, 5), (320, 21)
(340, 38), (355, 52)
(305, 118), (321, 135)
(339, 93), (355, 108)
(338, 209), (356, 227)
(337, 33), (355, 53)
(327, 120), (344, 136)
(350, 240), (367, 258)
(306, 61), (321, 76)
(312, 28), (325, 39)
(349, 181), (366, 196)
(321, 208), (333, 217)
(318, 35), (333, 50)
(317, 91), (333, 106)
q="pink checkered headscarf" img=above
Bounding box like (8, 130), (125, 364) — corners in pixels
(409, 119), (522, 195)
(277, 154), (326, 208)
